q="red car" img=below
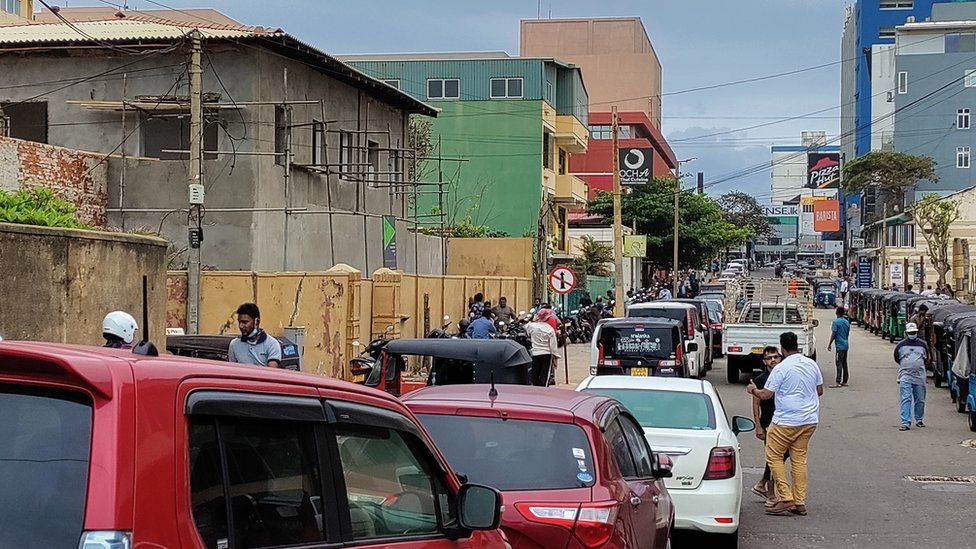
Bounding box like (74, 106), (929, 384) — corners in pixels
(403, 385), (675, 549)
(0, 341), (507, 549)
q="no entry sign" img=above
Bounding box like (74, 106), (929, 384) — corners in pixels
(549, 265), (577, 295)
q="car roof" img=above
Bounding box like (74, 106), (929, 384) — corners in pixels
(401, 384), (610, 422)
(599, 317), (681, 328)
(578, 375), (708, 394)
(0, 340), (404, 407)
(628, 302), (695, 310)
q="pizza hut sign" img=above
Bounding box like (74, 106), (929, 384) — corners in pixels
(807, 152), (840, 189)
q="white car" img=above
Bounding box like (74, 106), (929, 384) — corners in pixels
(576, 375), (755, 545)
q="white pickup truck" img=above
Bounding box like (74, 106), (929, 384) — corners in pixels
(724, 301), (818, 383)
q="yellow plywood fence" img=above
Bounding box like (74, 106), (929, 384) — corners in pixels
(166, 267), (531, 381)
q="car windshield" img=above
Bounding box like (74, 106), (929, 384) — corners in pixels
(582, 388), (716, 430)
(0, 384), (92, 547)
(416, 415), (596, 491)
(599, 326), (675, 359)
(628, 307), (686, 324)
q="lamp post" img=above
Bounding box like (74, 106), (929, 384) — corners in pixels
(673, 157), (697, 295)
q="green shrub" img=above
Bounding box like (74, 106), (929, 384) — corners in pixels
(0, 187), (89, 229)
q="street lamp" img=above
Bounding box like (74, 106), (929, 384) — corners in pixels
(673, 157), (697, 294)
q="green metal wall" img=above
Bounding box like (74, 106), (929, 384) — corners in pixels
(350, 58), (548, 102)
(422, 100), (543, 237)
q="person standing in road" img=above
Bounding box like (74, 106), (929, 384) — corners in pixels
(752, 346), (786, 504)
(839, 277), (850, 307)
(228, 303), (282, 367)
(525, 310), (559, 386)
(894, 322), (928, 431)
(747, 331), (823, 517)
(827, 307), (851, 387)
(466, 308), (496, 339)
(491, 296), (517, 324)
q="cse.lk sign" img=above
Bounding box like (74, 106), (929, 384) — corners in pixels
(618, 147), (653, 185)
(761, 205), (799, 217)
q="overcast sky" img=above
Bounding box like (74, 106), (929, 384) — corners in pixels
(134, 0), (849, 201)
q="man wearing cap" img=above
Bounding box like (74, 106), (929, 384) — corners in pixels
(894, 322), (929, 431)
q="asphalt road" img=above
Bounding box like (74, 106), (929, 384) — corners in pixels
(559, 288), (976, 549)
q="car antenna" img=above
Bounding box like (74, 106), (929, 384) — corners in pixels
(488, 370), (498, 399)
(133, 275), (159, 356)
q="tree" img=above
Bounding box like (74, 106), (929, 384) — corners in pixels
(718, 191), (772, 239)
(912, 193), (960, 291)
(574, 235), (613, 278)
(841, 151), (938, 207)
(587, 177), (752, 269)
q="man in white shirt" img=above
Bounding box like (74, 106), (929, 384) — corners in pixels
(747, 331), (823, 517)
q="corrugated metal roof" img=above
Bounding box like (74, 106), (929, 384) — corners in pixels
(0, 19), (268, 44)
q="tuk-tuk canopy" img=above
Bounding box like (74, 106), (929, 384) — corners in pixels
(383, 339), (531, 368)
(931, 303), (976, 325)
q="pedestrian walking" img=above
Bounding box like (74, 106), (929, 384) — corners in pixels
(827, 307), (851, 387)
(747, 331), (823, 516)
(466, 308), (496, 339)
(894, 322), (928, 430)
(751, 345), (787, 504)
(228, 302), (282, 367)
(525, 309), (559, 386)
(839, 276), (850, 307)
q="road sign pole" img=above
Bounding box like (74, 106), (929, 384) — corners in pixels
(611, 107), (625, 317)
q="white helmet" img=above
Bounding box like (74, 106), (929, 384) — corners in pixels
(103, 311), (138, 344)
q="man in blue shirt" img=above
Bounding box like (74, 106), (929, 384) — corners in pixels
(466, 308), (496, 339)
(827, 306), (851, 387)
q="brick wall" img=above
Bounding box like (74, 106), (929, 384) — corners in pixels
(0, 136), (108, 227)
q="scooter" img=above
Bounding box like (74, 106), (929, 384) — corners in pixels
(349, 324), (394, 385)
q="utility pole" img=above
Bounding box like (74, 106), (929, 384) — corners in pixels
(187, 30), (203, 334)
(673, 168), (680, 296)
(611, 106), (625, 317)
(880, 201), (888, 289)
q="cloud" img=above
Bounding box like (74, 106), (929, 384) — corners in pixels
(666, 126), (773, 201)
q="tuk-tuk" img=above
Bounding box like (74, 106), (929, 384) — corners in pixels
(948, 315), (976, 427)
(867, 291), (892, 335)
(930, 303), (975, 386)
(360, 338), (532, 397)
(941, 309), (976, 391)
(165, 334), (302, 370)
(885, 294), (913, 342)
(814, 279), (837, 309)
(848, 288), (865, 325)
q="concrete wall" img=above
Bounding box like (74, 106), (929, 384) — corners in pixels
(0, 136), (108, 226)
(0, 46), (442, 275)
(446, 237), (534, 278)
(0, 222), (167, 345)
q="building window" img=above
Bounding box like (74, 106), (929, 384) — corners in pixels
(556, 207), (567, 252)
(885, 224), (916, 247)
(897, 71), (908, 94)
(366, 140), (379, 183)
(339, 130), (353, 176)
(959, 109), (971, 130)
(382, 79), (400, 89)
(490, 77), (524, 99)
(588, 125), (612, 140)
(543, 131), (553, 170)
(618, 125), (633, 139)
(546, 81), (554, 103)
(958, 146), (971, 168)
(946, 33), (976, 53)
(2, 0), (22, 14)
(427, 78), (460, 100)
(802, 204), (814, 213)
(141, 113), (217, 160)
(879, 26), (896, 39)
(311, 121), (324, 166)
(0, 101), (47, 143)
(966, 69), (976, 88)
(558, 149), (567, 175)
(880, 0), (912, 8)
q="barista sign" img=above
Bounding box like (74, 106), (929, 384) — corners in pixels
(618, 147), (653, 185)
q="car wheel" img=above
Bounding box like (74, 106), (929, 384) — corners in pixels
(727, 356), (739, 384)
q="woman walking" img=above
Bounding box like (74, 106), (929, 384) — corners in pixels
(525, 309), (559, 386)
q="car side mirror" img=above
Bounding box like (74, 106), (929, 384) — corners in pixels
(652, 453), (673, 479)
(457, 484), (502, 531)
(732, 415), (756, 436)
(686, 342), (699, 353)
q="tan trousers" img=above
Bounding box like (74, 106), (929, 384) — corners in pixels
(765, 423), (817, 505)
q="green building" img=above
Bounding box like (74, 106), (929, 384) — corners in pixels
(343, 52), (590, 258)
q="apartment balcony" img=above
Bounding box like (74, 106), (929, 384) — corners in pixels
(555, 115), (588, 153)
(555, 173), (589, 205)
(543, 169), (557, 194)
(543, 102), (557, 132)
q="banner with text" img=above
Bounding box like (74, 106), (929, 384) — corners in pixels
(813, 199), (841, 232)
(807, 152), (841, 189)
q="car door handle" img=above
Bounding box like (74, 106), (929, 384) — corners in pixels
(630, 495), (641, 506)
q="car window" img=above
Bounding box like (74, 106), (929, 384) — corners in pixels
(335, 423), (453, 540)
(583, 388), (716, 430)
(417, 414), (595, 490)
(189, 418), (326, 549)
(0, 385), (92, 549)
(598, 326), (675, 359)
(618, 416), (654, 478)
(603, 417), (636, 478)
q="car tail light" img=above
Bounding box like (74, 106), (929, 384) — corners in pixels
(687, 311), (695, 337)
(515, 501), (618, 549)
(728, 346), (742, 353)
(80, 531), (132, 549)
(715, 517), (734, 524)
(704, 446), (736, 480)
(658, 360), (678, 367)
(711, 322), (723, 330)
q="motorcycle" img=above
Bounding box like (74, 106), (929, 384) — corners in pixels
(349, 325), (395, 386)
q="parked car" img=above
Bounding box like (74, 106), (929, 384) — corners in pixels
(577, 375), (755, 546)
(591, 318), (692, 377)
(0, 341), (507, 549)
(628, 302), (707, 378)
(403, 384), (675, 549)
(667, 298), (716, 368)
(702, 299), (726, 358)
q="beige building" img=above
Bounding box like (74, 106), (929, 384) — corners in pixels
(520, 17), (663, 128)
(0, 0), (32, 24)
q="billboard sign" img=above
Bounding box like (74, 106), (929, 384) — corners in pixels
(618, 147), (653, 185)
(382, 215), (397, 268)
(813, 200), (841, 232)
(890, 263), (904, 289)
(623, 235), (647, 257)
(761, 205), (799, 216)
(857, 256), (872, 288)
(807, 152), (841, 189)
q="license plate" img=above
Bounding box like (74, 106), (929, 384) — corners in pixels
(631, 367), (649, 377)
(351, 374), (365, 383)
(751, 347), (764, 354)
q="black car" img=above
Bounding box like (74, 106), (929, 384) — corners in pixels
(592, 318), (692, 377)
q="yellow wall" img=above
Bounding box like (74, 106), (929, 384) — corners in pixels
(447, 237), (535, 278)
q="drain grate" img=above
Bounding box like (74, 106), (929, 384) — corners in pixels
(905, 475), (976, 484)
(962, 439), (976, 450)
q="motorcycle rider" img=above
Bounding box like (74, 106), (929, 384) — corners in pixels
(102, 311), (138, 349)
(466, 308), (496, 339)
